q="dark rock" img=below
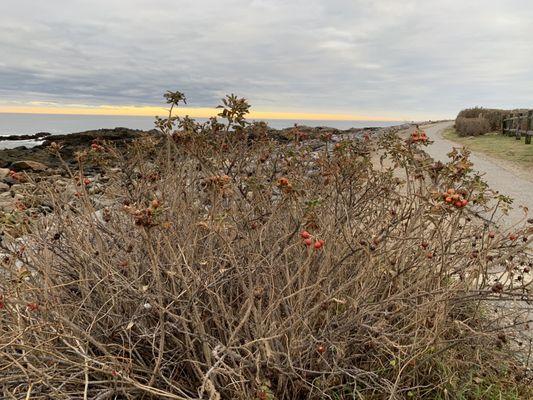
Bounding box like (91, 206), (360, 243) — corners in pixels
(0, 168), (10, 179)
(0, 127), (159, 170)
(2, 177), (18, 186)
(40, 127), (159, 148)
(306, 139), (326, 151)
(0, 124), (408, 174)
(11, 160), (48, 172)
(0, 132), (51, 141)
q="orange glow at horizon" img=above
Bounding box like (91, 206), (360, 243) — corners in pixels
(0, 104), (406, 122)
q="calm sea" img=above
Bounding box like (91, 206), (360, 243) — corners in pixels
(0, 113), (408, 148)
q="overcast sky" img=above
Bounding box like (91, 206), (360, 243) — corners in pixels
(1, 0), (532, 119)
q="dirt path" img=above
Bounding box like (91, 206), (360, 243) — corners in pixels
(422, 121), (533, 229)
(421, 122), (533, 366)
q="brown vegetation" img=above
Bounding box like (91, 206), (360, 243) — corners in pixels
(455, 107), (531, 137)
(0, 92), (532, 399)
(456, 108), (508, 132)
(455, 116), (491, 137)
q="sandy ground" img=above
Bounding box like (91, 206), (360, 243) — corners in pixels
(422, 121), (533, 229)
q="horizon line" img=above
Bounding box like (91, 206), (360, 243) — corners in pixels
(0, 105), (412, 122)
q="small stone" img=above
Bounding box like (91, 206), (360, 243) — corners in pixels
(11, 160), (48, 172)
(0, 202), (13, 212)
(0, 168), (10, 179)
(88, 184), (104, 195)
(0, 192), (19, 200)
(2, 177), (19, 186)
(0, 182), (10, 193)
(54, 179), (69, 188)
(10, 183), (32, 193)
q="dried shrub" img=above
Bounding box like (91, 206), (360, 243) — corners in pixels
(456, 107), (530, 133)
(456, 107), (505, 131)
(0, 92), (531, 399)
(455, 116), (491, 136)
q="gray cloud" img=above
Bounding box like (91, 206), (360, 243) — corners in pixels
(1, 0), (533, 118)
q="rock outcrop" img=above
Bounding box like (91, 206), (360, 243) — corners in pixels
(11, 160), (48, 172)
(0, 127), (158, 169)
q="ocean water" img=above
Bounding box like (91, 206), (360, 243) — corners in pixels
(0, 113), (408, 148)
(0, 113), (408, 134)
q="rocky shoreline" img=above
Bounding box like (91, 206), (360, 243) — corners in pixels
(0, 127), (159, 169)
(0, 123), (410, 166)
(0, 127), (157, 219)
(0, 132), (52, 142)
(0, 124), (411, 224)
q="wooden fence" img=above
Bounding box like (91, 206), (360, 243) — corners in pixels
(501, 110), (533, 144)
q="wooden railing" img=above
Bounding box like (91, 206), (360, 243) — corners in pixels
(501, 110), (532, 144)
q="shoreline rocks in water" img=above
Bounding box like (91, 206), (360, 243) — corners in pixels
(0, 127), (159, 169)
(0, 132), (52, 141)
(0, 127), (157, 219)
(0, 124), (411, 170)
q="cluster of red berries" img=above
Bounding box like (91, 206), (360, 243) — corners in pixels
(442, 188), (468, 208)
(410, 129), (428, 143)
(8, 170), (24, 182)
(300, 230), (324, 250)
(419, 241), (434, 258)
(90, 142), (105, 152)
(124, 199), (162, 228)
(508, 233), (527, 242)
(290, 126), (309, 141)
(143, 171), (161, 182)
(295, 131), (309, 141)
(277, 177), (294, 193)
(75, 176), (91, 186)
(205, 174), (231, 188)
(320, 132), (333, 142)
(14, 200), (27, 212)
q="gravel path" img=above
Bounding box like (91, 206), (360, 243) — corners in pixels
(423, 121), (533, 229)
(422, 122), (533, 365)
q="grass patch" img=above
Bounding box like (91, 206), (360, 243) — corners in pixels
(443, 128), (533, 170)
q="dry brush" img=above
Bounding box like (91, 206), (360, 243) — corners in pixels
(0, 93), (532, 399)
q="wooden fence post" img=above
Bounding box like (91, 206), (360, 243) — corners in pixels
(504, 114), (508, 136)
(516, 113), (522, 140)
(526, 110), (532, 145)
(501, 115), (505, 135)
(505, 115), (509, 135)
